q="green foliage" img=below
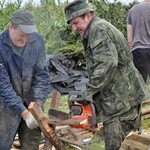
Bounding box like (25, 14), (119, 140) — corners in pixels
(13, 0), (64, 53)
(0, 0), (139, 55)
(91, 0), (139, 37)
(0, 0), (21, 31)
(89, 135), (105, 150)
(141, 94), (150, 132)
(0, 0), (65, 53)
(31, 1), (66, 53)
(142, 118), (150, 130)
(44, 95), (69, 115)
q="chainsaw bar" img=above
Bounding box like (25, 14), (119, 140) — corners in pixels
(48, 108), (70, 120)
(48, 108), (88, 126)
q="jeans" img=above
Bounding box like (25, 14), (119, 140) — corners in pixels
(132, 48), (150, 83)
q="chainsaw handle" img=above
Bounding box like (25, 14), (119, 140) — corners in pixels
(76, 100), (90, 105)
(68, 91), (91, 102)
(68, 91), (83, 101)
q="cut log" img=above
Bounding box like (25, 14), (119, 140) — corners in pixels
(142, 107), (150, 116)
(142, 100), (150, 105)
(120, 132), (150, 150)
(28, 102), (65, 150)
(44, 90), (61, 150)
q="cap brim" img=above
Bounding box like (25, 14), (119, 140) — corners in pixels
(19, 24), (38, 34)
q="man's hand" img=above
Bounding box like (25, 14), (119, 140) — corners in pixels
(22, 110), (39, 129)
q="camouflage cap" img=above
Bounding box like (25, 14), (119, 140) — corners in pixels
(10, 9), (38, 34)
(64, 0), (94, 24)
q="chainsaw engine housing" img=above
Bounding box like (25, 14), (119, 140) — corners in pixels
(68, 91), (96, 128)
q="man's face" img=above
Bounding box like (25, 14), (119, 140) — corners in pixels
(69, 14), (90, 37)
(9, 24), (30, 48)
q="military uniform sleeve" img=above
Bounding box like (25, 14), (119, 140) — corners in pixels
(83, 28), (118, 101)
(0, 54), (26, 117)
(32, 39), (51, 105)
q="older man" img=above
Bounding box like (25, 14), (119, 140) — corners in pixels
(0, 9), (51, 149)
(64, 0), (149, 149)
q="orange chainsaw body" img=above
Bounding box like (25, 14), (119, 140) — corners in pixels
(68, 91), (97, 128)
(70, 103), (96, 128)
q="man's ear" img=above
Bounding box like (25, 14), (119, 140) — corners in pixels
(9, 22), (13, 29)
(86, 12), (93, 20)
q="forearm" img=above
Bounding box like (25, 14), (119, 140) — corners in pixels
(21, 109), (29, 117)
(127, 24), (133, 48)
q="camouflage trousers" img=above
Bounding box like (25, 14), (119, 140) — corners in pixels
(103, 105), (141, 150)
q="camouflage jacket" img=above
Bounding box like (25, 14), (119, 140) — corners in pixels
(82, 17), (148, 122)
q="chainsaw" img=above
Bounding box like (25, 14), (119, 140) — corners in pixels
(68, 91), (97, 128)
(48, 91), (97, 128)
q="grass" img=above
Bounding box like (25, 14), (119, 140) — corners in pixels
(88, 135), (105, 150)
(142, 118), (150, 130)
(141, 103), (150, 132)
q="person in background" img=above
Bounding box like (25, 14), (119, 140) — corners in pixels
(127, 0), (150, 83)
(0, 9), (51, 150)
(64, 0), (149, 149)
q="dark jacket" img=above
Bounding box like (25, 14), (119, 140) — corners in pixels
(0, 29), (51, 118)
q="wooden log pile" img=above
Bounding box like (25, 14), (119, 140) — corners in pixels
(120, 132), (150, 150)
(12, 126), (95, 150)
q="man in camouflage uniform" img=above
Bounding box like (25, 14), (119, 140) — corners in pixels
(64, 0), (149, 149)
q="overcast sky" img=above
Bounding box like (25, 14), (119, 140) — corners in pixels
(5, 0), (143, 5)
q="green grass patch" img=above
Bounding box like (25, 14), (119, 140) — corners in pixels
(142, 118), (150, 130)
